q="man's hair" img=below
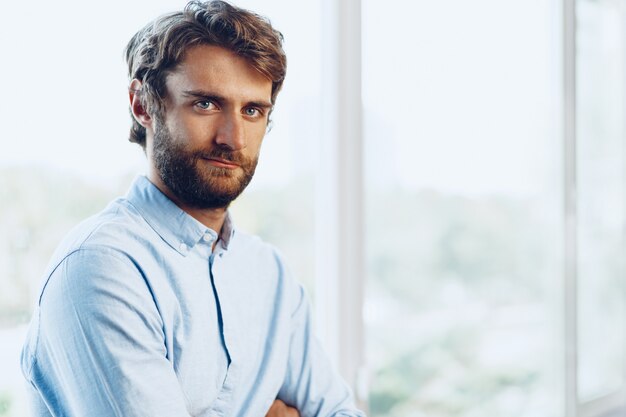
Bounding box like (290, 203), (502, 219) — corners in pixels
(124, 0), (287, 148)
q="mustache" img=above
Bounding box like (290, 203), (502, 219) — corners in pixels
(195, 148), (250, 165)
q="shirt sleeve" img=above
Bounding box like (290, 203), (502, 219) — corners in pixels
(22, 246), (191, 417)
(277, 278), (367, 417)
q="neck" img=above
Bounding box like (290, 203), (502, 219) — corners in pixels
(147, 171), (227, 235)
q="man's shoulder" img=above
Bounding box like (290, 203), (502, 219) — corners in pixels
(45, 197), (153, 273)
(66, 197), (144, 243)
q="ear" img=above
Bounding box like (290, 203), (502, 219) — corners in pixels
(129, 79), (153, 129)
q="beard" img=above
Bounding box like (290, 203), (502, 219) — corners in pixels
(152, 118), (259, 210)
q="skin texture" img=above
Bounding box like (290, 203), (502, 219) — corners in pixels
(130, 45), (299, 416)
(267, 399), (300, 417)
(130, 44), (273, 234)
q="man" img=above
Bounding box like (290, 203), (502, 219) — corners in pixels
(20, 1), (365, 416)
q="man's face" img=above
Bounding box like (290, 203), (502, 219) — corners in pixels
(150, 44), (273, 209)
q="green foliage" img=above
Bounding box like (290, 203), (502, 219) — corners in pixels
(369, 325), (542, 417)
(366, 189), (557, 307)
(366, 188), (560, 417)
(0, 391), (11, 416)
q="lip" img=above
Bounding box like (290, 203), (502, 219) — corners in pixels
(203, 157), (240, 169)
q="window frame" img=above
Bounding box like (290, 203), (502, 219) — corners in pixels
(314, 0), (367, 410)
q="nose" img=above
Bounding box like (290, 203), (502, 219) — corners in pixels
(215, 113), (246, 150)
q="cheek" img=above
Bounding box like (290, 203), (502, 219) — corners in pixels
(169, 119), (207, 146)
(247, 126), (267, 150)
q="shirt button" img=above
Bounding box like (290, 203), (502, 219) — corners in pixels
(202, 233), (213, 243)
(179, 242), (188, 252)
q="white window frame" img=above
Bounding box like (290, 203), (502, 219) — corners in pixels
(564, 1), (579, 416)
(566, 0), (626, 416)
(315, 0), (367, 410)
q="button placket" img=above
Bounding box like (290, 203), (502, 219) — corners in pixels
(208, 254), (238, 417)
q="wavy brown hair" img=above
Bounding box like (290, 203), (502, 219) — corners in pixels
(124, 0), (287, 148)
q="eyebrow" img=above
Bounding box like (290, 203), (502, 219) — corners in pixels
(182, 89), (273, 109)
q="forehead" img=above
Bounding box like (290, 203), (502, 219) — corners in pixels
(165, 44), (272, 101)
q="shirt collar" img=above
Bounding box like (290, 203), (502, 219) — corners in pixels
(125, 176), (234, 255)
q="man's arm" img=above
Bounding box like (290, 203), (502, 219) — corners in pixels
(276, 278), (366, 417)
(22, 246), (191, 417)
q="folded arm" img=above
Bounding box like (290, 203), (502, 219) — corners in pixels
(275, 259), (366, 417)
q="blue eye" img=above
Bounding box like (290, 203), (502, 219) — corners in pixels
(244, 107), (260, 117)
(196, 100), (215, 110)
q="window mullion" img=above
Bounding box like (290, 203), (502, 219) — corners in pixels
(315, 0), (366, 409)
(563, 0), (578, 415)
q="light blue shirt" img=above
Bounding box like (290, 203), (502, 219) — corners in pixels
(21, 176), (364, 417)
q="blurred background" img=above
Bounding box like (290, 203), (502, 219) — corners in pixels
(1, 0), (625, 416)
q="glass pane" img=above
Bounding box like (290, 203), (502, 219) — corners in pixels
(363, 1), (564, 416)
(576, 0), (626, 403)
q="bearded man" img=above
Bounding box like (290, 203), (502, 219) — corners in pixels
(20, 2), (365, 416)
